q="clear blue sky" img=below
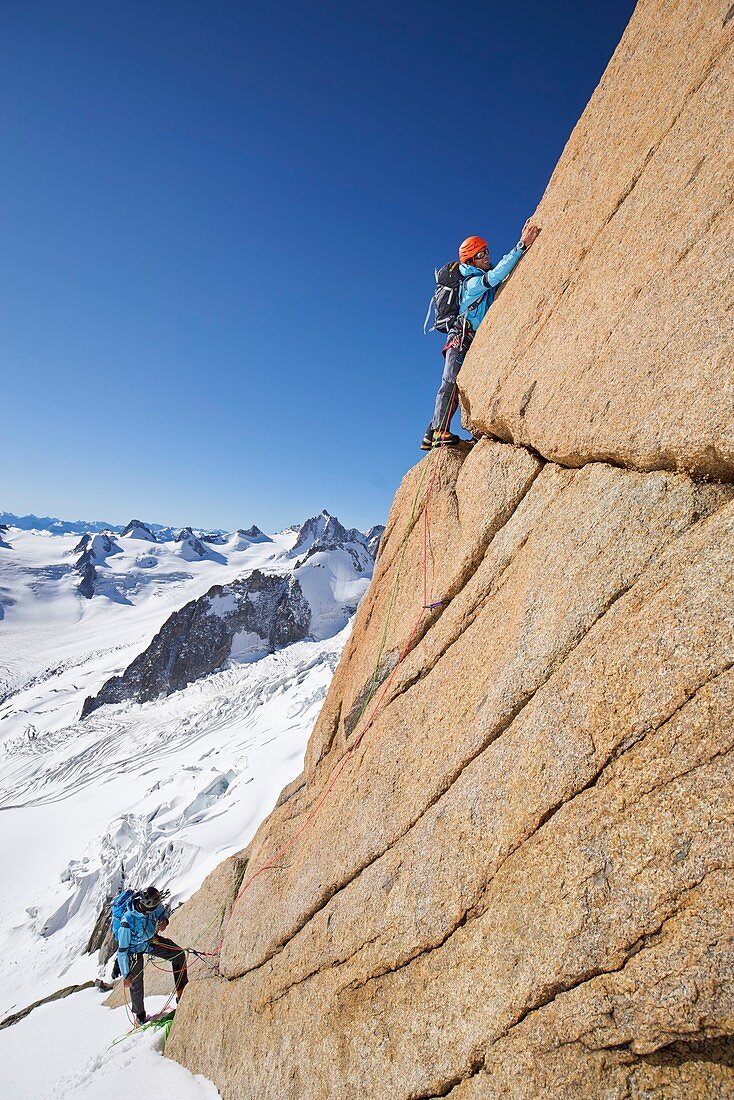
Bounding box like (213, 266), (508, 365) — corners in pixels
(1, 0), (635, 532)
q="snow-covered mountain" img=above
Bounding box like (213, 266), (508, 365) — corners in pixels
(0, 510), (230, 541)
(0, 508), (381, 1024)
(0, 512), (124, 536)
(119, 518), (158, 542)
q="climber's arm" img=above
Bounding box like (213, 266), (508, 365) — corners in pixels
(484, 220), (540, 288)
(117, 921), (132, 980)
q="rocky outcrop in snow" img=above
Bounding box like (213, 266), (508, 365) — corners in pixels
(175, 526), (208, 559)
(163, 5), (734, 1097)
(120, 519), (157, 541)
(73, 533), (121, 598)
(81, 570), (311, 716)
(71, 533), (91, 555)
(91, 533), (119, 558)
(237, 526), (272, 543)
(0, 525), (10, 550)
(75, 554), (97, 600)
(227, 527), (274, 552)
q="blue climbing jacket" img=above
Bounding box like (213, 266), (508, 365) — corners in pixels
(116, 897), (170, 978)
(458, 243), (525, 333)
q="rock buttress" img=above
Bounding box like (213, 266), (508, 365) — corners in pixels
(164, 440), (734, 1098)
(161, 2), (734, 1094)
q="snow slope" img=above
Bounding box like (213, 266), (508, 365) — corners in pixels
(0, 631), (346, 1017)
(0, 989), (220, 1099)
(0, 512), (377, 1047)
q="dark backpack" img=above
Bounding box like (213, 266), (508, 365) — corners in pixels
(424, 261), (462, 335)
(424, 261), (492, 337)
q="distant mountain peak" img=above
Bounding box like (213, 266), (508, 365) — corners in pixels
(121, 519), (157, 542)
(176, 527), (208, 559)
(236, 526), (272, 543)
(0, 511), (121, 536)
(290, 511), (381, 564)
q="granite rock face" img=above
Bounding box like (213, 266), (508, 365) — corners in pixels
(81, 570), (310, 716)
(159, 3), (734, 1096)
(460, 0), (734, 480)
(163, 442), (734, 1099)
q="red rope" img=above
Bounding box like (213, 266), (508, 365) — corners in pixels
(212, 403), (458, 961)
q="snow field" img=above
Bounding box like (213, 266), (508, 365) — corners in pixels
(0, 989), (221, 1099)
(0, 514), (377, 1090)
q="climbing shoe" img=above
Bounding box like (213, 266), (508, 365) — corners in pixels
(420, 427), (434, 451)
(432, 430), (460, 447)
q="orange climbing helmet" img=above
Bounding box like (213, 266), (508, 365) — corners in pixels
(458, 235), (488, 263)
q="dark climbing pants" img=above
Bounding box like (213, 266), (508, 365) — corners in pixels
(127, 935), (188, 1022)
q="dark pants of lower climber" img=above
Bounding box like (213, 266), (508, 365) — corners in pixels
(128, 935), (188, 1022)
(431, 343), (465, 432)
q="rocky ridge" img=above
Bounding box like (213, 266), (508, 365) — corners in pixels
(112, 3), (733, 1097)
(81, 570), (311, 716)
(72, 533), (121, 599)
(120, 518), (157, 541)
(236, 525), (272, 543)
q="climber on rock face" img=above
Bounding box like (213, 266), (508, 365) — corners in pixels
(422, 220), (540, 450)
(114, 885), (188, 1026)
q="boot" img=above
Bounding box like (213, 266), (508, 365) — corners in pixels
(432, 430), (460, 447)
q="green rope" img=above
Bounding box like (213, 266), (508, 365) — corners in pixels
(138, 1011), (175, 1045)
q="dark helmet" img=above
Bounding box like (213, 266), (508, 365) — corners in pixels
(138, 886), (164, 911)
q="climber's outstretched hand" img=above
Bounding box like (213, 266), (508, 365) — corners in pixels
(521, 219), (541, 248)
